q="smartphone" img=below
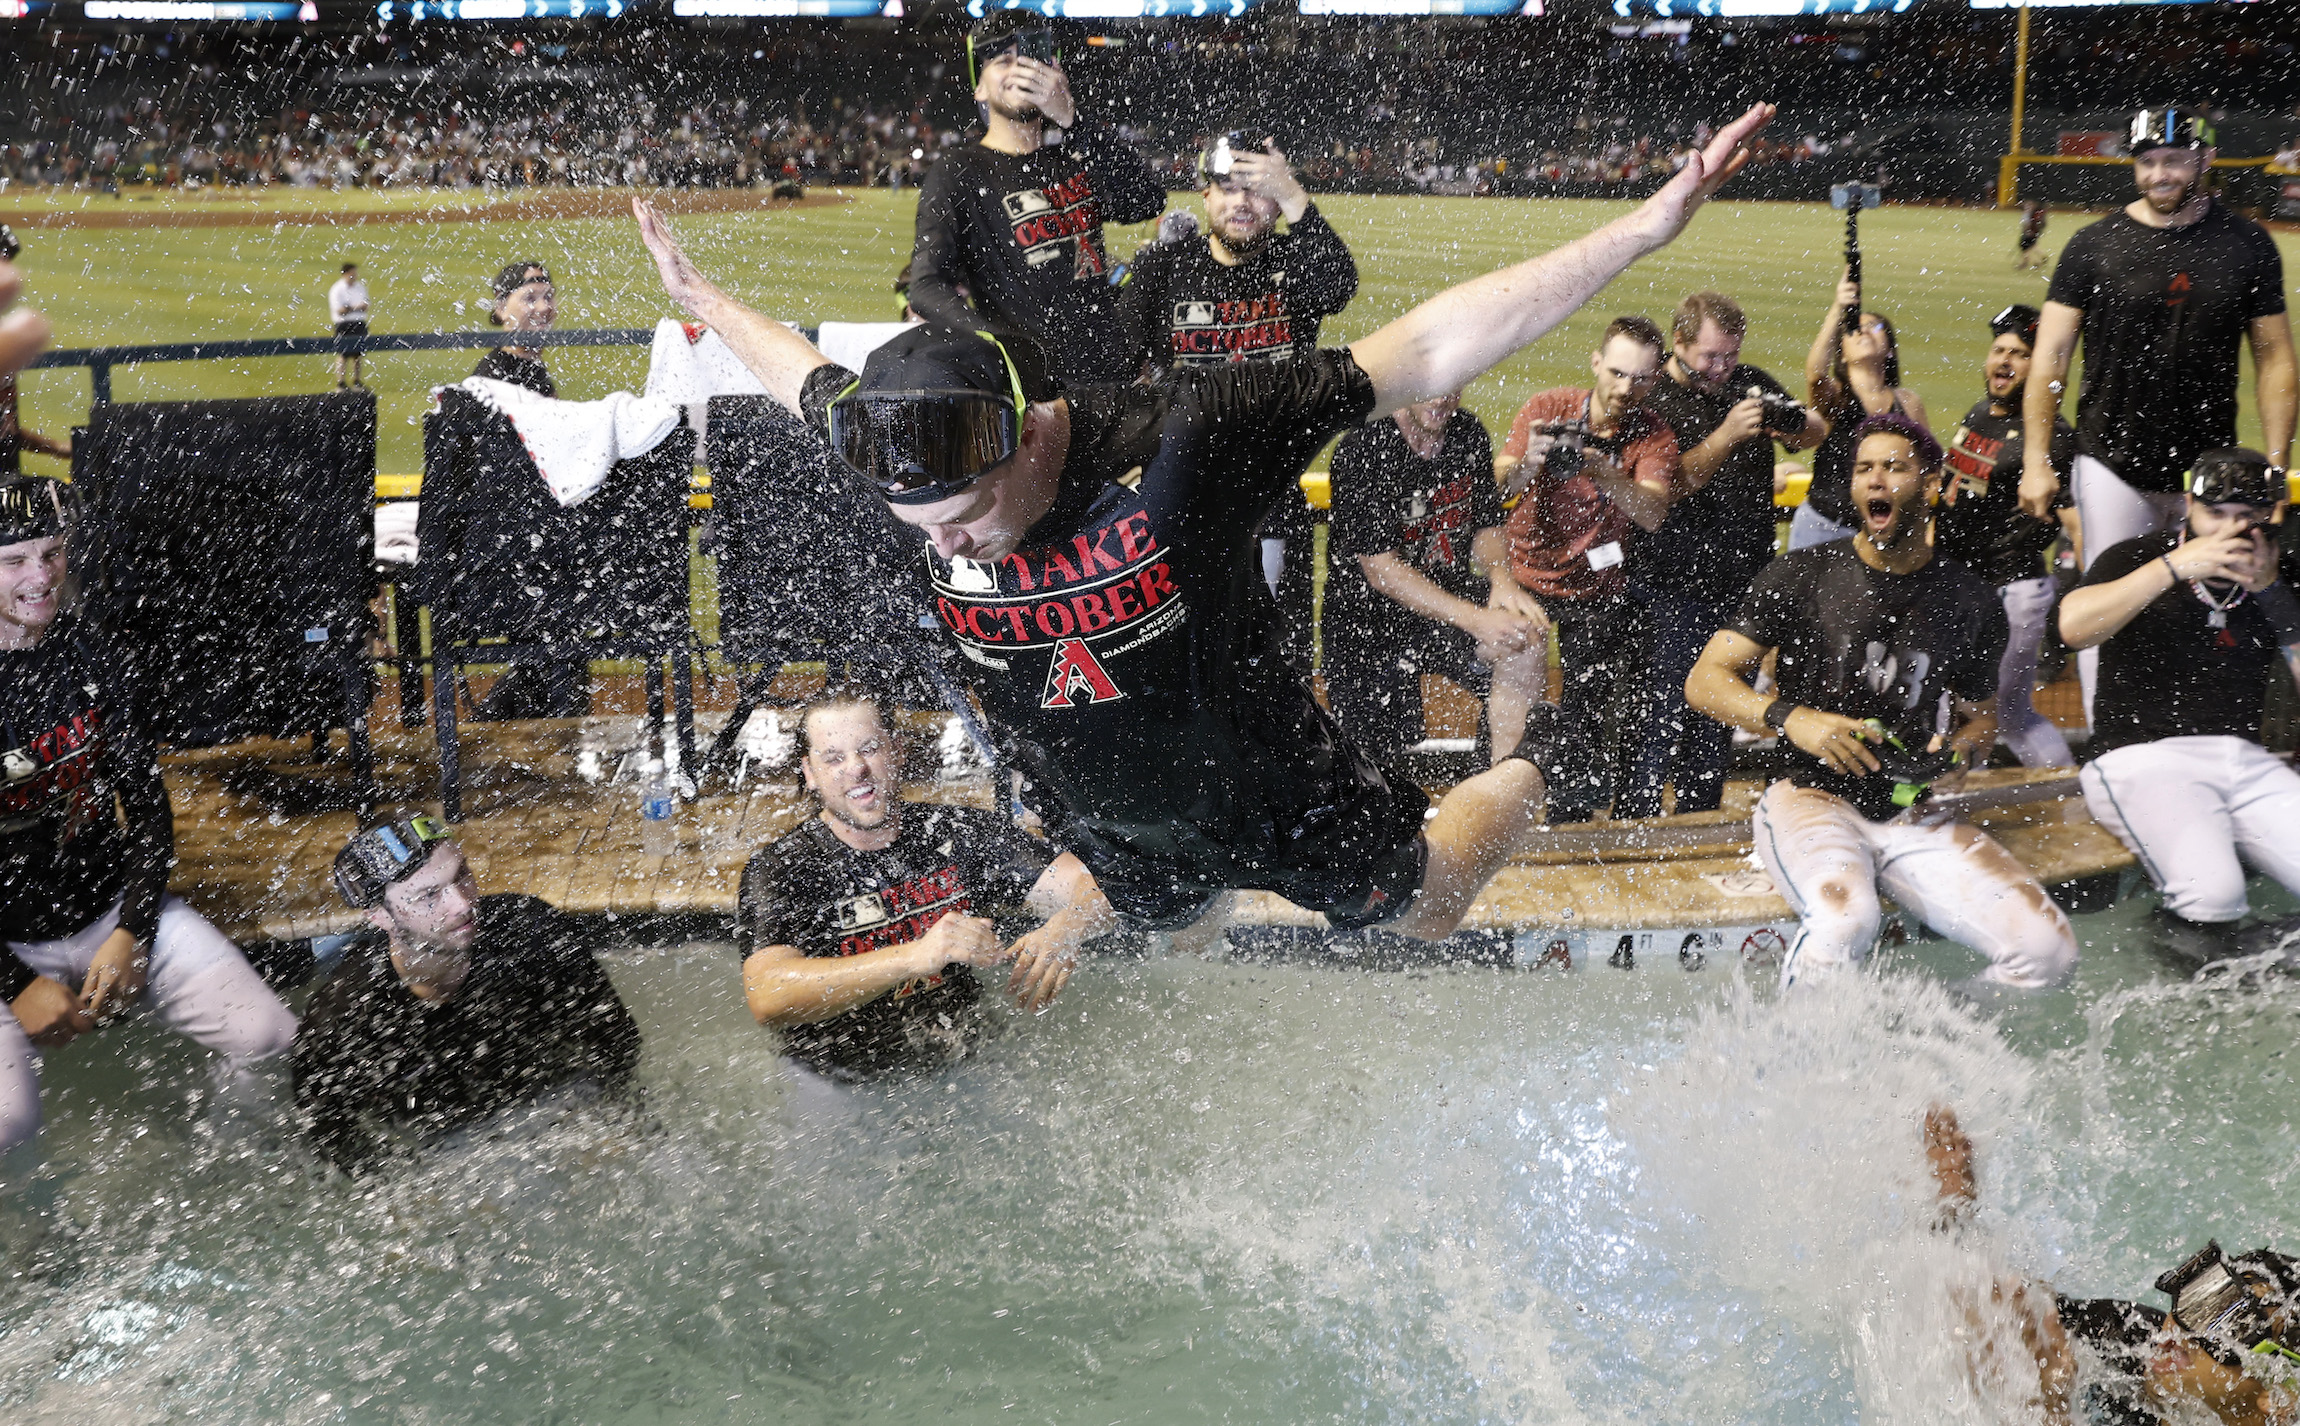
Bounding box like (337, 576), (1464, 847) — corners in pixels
(1017, 27), (1056, 64)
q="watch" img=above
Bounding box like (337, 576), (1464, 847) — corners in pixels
(1763, 698), (1797, 733)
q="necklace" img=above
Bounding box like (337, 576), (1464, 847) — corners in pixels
(2176, 531), (2249, 630)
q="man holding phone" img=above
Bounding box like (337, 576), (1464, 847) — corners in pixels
(1120, 129), (1359, 375)
(908, 13), (1165, 388)
(2058, 447), (2300, 962)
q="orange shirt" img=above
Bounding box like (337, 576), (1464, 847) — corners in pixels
(1501, 388), (1679, 601)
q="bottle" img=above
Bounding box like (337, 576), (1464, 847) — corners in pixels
(639, 755), (677, 856)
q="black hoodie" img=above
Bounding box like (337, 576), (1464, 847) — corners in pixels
(0, 611), (174, 999)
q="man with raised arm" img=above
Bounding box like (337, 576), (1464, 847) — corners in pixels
(632, 103), (1774, 944)
(907, 13), (1166, 388)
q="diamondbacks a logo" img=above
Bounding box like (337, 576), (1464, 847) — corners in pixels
(1042, 637), (1123, 708)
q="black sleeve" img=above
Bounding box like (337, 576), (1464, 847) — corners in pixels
(2076, 534), (2164, 591)
(798, 362), (861, 443)
(1325, 424), (1394, 561)
(1116, 242), (1174, 373)
(1461, 419), (1504, 533)
(2045, 227), (2099, 312)
(1187, 348), (1379, 536)
(1280, 204), (1359, 319)
(2245, 222), (2288, 320)
(736, 844), (805, 956)
(1063, 117), (1165, 227)
(558, 946), (642, 1097)
(1731, 552), (1808, 650)
(907, 162), (985, 332)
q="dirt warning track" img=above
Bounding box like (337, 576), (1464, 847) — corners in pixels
(0, 187), (849, 232)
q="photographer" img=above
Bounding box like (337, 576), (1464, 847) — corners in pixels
(2059, 448), (2300, 965)
(1685, 415), (2077, 990)
(1119, 130), (1358, 375)
(1937, 304), (2077, 769)
(1794, 270), (1929, 550)
(907, 14), (1164, 388)
(1492, 315), (1681, 816)
(1621, 291), (1822, 819)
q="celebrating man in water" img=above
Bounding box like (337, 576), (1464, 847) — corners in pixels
(633, 103), (1775, 944)
(737, 687), (1109, 1082)
(1685, 415), (2079, 990)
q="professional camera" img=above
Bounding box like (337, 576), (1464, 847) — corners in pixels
(1750, 386), (1807, 440)
(1537, 418), (1590, 481)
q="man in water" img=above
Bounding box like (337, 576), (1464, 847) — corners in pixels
(1684, 415), (2079, 990)
(1120, 130), (1358, 374)
(1936, 304), (2078, 768)
(2020, 103), (2295, 714)
(1620, 290), (1823, 820)
(1322, 393), (1545, 767)
(293, 818), (642, 1174)
(907, 12), (1165, 388)
(1926, 1108), (2300, 1425)
(2056, 447), (2300, 968)
(737, 687), (1109, 1082)
(633, 103), (1775, 943)
(1, 476), (298, 1163)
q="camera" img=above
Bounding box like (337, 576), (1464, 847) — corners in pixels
(1538, 419), (1589, 481)
(1750, 386), (1806, 439)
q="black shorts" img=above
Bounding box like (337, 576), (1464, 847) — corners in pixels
(333, 320), (369, 355)
(1321, 600), (1490, 762)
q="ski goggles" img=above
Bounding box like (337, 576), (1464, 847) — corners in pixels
(827, 340), (1030, 506)
(2130, 105), (2215, 154)
(333, 814), (454, 909)
(0, 477), (66, 547)
(2157, 1241), (2300, 1363)
(2188, 450), (2287, 510)
(967, 26), (1057, 87)
(1198, 130), (1263, 184)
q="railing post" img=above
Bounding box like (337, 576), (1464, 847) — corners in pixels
(90, 359), (111, 406)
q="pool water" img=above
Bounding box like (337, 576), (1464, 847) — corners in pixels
(2, 888), (2297, 1425)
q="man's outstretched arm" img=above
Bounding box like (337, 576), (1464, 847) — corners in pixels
(1348, 104), (1773, 416)
(634, 197), (832, 414)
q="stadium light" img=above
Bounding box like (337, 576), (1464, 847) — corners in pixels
(1610, 0), (1911, 12)
(962, 0), (1256, 15)
(670, 0), (888, 13)
(84, 0), (304, 15)
(372, 0), (626, 15)
(0, 0), (55, 15)
(1300, 0), (1539, 13)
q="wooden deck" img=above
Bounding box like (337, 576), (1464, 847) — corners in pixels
(164, 713), (2134, 947)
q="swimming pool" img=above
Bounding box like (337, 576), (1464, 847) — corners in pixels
(3, 890), (2295, 1424)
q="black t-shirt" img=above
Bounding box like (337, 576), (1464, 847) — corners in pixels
(1326, 410), (1501, 621)
(1735, 542), (2007, 820)
(291, 894), (642, 1174)
(1118, 207), (1359, 373)
(0, 613), (174, 995)
(2046, 199), (2287, 492)
(1639, 364), (1794, 606)
(1937, 399), (2076, 588)
(2080, 530), (2280, 756)
(798, 351), (1429, 924)
(909, 121), (1167, 389)
(736, 804), (1053, 1080)
(472, 348), (556, 398)
(1804, 388), (1910, 529)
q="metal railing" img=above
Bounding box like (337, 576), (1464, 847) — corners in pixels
(28, 327), (659, 403)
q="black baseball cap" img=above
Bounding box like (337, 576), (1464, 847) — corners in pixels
(830, 325), (1061, 506)
(1989, 304), (2040, 347)
(0, 478), (65, 548)
(2187, 448), (2285, 507)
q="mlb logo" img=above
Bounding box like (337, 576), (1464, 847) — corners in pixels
(834, 893), (889, 931)
(1002, 189), (1053, 222)
(1174, 301), (1216, 327)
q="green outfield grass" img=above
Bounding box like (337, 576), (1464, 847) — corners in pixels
(10, 186), (2294, 477)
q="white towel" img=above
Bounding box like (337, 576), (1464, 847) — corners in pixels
(451, 376), (682, 508)
(817, 320), (921, 376)
(374, 501), (420, 565)
(644, 318), (770, 413)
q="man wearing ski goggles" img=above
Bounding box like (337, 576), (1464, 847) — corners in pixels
(824, 328), (1040, 509)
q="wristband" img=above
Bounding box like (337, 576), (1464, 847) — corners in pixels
(1763, 698), (1797, 733)
(2162, 554), (2181, 584)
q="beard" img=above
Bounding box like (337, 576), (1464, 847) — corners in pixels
(1216, 220), (1272, 257)
(986, 91), (1042, 126)
(2139, 172), (2201, 215)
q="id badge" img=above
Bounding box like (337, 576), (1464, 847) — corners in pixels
(1586, 541), (1624, 571)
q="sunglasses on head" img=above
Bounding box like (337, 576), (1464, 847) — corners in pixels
(969, 26), (1057, 86)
